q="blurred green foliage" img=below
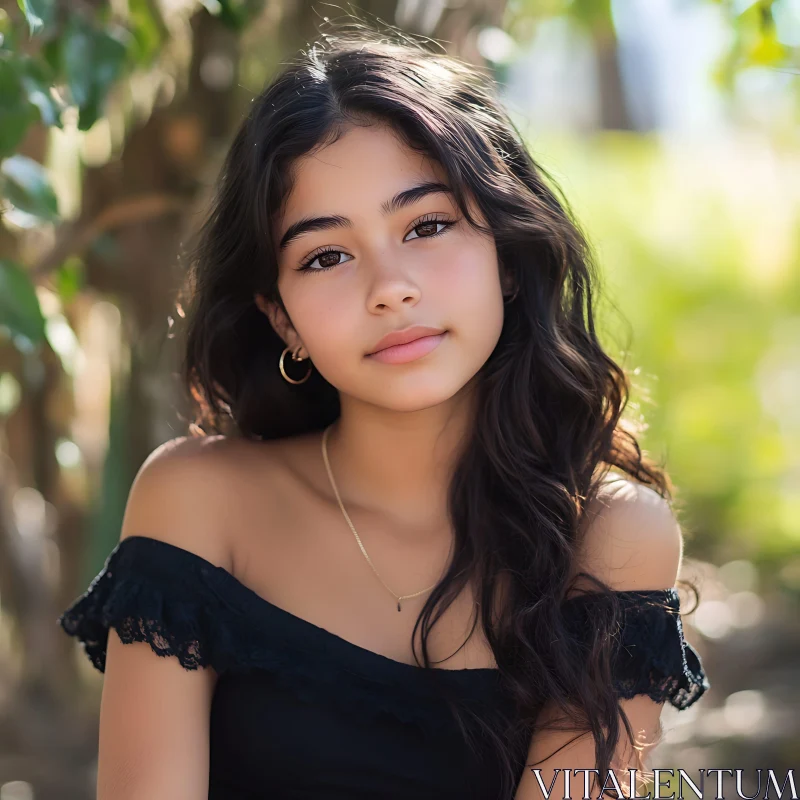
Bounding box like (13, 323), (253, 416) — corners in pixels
(504, 0), (800, 91)
(0, 0), (265, 345)
(535, 131), (800, 577)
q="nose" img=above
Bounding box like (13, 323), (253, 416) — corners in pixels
(365, 265), (422, 313)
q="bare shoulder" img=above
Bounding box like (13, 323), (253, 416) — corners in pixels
(570, 473), (684, 593)
(120, 434), (284, 572)
(99, 433), (266, 798)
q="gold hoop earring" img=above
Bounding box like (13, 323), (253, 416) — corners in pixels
(279, 345), (312, 385)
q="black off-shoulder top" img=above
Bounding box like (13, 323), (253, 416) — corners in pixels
(57, 535), (710, 799)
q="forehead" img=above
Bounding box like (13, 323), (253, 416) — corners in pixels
(278, 124), (449, 223)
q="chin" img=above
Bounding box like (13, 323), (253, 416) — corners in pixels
(362, 373), (477, 412)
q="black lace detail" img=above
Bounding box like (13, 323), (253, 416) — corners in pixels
(58, 538), (709, 736)
(56, 537), (507, 734)
(561, 588), (710, 710)
(56, 541), (232, 673)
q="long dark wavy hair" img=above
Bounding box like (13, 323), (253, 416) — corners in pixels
(177, 20), (690, 800)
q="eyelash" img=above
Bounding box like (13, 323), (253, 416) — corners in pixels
(296, 213), (457, 273)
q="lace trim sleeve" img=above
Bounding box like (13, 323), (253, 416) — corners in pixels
(57, 538), (231, 673)
(562, 588), (710, 710)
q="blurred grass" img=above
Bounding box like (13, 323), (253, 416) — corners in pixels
(526, 130), (800, 584)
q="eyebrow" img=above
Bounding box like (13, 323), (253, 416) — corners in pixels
(278, 181), (454, 251)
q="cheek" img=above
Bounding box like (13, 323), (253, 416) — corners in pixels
(280, 280), (360, 379)
(437, 240), (504, 333)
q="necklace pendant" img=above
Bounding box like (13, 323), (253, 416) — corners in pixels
(397, 600), (402, 612)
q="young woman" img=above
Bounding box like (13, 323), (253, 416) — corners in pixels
(58, 25), (709, 800)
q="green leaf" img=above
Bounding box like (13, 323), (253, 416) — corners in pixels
(0, 259), (46, 346)
(62, 16), (127, 131)
(567, 0), (613, 30)
(18, 56), (64, 128)
(54, 256), (84, 303)
(41, 37), (61, 75)
(747, 27), (786, 65)
(0, 57), (37, 157)
(128, 0), (164, 66)
(0, 9), (17, 48)
(0, 154), (59, 221)
(62, 16), (95, 108)
(17, 0), (56, 37)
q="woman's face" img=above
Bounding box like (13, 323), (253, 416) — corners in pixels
(258, 122), (507, 412)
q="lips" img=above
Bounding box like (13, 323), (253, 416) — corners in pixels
(366, 331), (447, 365)
(368, 325), (447, 355)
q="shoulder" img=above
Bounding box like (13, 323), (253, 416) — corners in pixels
(569, 474), (684, 594)
(119, 434), (283, 572)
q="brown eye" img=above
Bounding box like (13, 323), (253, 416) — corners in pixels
(318, 251), (343, 268)
(298, 248), (354, 273)
(415, 222), (440, 236)
(404, 216), (455, 242)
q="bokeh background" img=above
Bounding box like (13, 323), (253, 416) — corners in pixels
(0, 1), (798, 798)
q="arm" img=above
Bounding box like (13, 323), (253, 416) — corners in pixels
(514, 479), (685, 800)
(96, 436), (235, 800)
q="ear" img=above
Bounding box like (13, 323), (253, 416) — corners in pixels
(254, 293), (306, 355)
(499, 263), (518, 299)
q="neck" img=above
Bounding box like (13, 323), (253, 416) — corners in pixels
(324, 380), (478, 532)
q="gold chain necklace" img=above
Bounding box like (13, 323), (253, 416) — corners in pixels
(321, 423), (442, 612)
